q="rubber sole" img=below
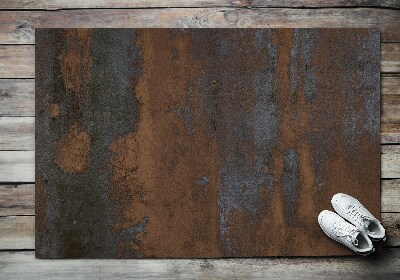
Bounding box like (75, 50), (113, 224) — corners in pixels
(319, 222), (374, 256)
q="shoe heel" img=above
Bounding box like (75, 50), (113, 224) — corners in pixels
(369, 236), (386, 242)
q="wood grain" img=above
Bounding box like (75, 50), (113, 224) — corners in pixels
(0, 117), (34, 150)
(252, 0), (400, 8)
(0, 184), (34, 216)
(382, 94), (400, 123)
(0, 46), (34, 78)
(1, 0), (399, 9)
(0, 151), (34, 182)
(0, 0), (249, 9)
(382, 145), (400, 179)
(382, 123), (400, 143)
(382, 213), (400, 247)
(0, 8), (399, 44)
(382, 180), (400, 213)
(1, 249), (400, 279)
(381, 133), (400, 144)
(383, 75), (400, 95)
(0, 79), (34, 117)
(382, 76), (400, 143)
(0, 216), (34, 250)
(382, 44), (400, 73)
(1, 214), (399, 250)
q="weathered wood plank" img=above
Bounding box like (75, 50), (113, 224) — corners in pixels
(0, 151), (34, 182)
(382, 125), (400, 144)
(383, 213), (400, 247)
(382, 94), (400, 123)
(0, 79), (34, 117)
(252, 0), (400, 8)
(382, 180), (400, 213)
(0, 216), (34, 250)
(382, 124), (400, 143)
(382, 44), (400, 73)
(0, 181), (397, 217)
(382, 76), (400, 143)
(0, 46), (34, 78)
(382, 145), (400, 179)
(0, 0), (248, 10)
(0, 249), (399, 279)
(0, 0), (399, 9)
(0, 9), (399, 44)
(0, 184), (34, 216)
(381, 133), (400, 144)
(0, 43), (398, 79)
(383, 76), (400, 96)
(0, 117), (34, 150)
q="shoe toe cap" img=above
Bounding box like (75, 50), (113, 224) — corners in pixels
(318, 210), (336, 227)
(331, 193), (352, 209)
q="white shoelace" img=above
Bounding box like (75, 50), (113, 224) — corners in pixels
(346, 204), (375, 234)
(332, 221), (360, 246)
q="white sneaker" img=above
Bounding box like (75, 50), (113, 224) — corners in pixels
(318, 210), (374, 255)
(331, 193), (386, 241)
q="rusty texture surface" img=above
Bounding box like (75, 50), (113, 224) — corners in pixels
(35, 28), (380, 258)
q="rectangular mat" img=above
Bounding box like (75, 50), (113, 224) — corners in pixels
(35, 28), (380, 258)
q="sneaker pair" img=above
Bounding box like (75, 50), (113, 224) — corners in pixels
(318, 193), (386, 256)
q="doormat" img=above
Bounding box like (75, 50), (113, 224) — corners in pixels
(35, 28), (380, 258)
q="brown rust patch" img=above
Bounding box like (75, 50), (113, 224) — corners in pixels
(55, 124), (90, 173)
(108, 29), (223, 257)
(49, 103), (59, 118)
(58, 29), (93, 101)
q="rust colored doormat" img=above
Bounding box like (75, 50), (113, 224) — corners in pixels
(36, 28), (380, 258)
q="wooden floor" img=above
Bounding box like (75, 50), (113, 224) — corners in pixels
(0, 0), (399, 278)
